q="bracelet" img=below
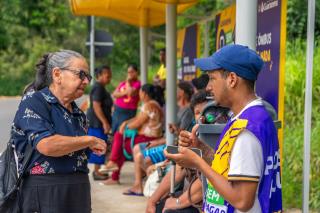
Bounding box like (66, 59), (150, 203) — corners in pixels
(176, 197), (181, 206)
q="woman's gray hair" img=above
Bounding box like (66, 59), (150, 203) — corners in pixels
(32, 50), (84, 91)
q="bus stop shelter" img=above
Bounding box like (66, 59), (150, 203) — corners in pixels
(70, 0), (316, 211)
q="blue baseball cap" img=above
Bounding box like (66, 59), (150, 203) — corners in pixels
(194, 44), (264, 81)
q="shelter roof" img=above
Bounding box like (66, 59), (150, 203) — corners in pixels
(70, 0), (198, 27)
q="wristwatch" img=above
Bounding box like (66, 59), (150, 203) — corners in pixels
(176, 197), (181, 206)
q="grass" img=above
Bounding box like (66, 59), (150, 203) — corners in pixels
(282, 40), (320, 210)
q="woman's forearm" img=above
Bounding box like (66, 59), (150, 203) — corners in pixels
(36, 135), (93, 157)
(112, 90), (127, 98)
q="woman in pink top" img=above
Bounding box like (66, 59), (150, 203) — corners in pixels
(111, 64), (141, 133)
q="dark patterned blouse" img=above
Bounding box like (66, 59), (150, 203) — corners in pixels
(11, 87), (90, 175)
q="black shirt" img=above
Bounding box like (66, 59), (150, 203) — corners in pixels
(87, 82), (113, 128)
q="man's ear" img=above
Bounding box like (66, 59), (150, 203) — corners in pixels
(227, 72), (238, 88)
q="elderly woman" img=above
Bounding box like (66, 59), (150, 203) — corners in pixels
(101, 84), (164, 185)
(11, 50), (106, 213)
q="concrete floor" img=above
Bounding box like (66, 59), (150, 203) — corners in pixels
(90, 162), (147, 213)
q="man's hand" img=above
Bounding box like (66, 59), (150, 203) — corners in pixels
(178, 130), (192, 147)
(164, 147), (202, 169)
(88, 136), (107, 155)
(178, 124), (200, 147)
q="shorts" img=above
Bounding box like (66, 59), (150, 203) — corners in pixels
(139, 143), (166, 164)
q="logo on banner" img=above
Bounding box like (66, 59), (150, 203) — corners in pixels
(258, 0), (279, 13)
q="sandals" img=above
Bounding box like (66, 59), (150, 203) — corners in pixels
(123, 189), (144, 197)
(98, 164), (119, 175)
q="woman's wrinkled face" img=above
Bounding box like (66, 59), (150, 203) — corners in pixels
(60, 57), (90, 100)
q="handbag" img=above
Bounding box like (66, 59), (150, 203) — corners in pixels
(0, 139), (34, 213)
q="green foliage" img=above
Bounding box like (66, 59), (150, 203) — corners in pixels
(282, 40), (320, 210)
(287, 0), (320, 40)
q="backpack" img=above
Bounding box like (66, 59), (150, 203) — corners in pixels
(0, 139), (33, 213)
(0, 91), (51, 212)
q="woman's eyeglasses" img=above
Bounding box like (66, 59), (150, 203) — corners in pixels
(61, 68), (92, 82)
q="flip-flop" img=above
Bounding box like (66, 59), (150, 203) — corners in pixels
(122, 189), (144, 197)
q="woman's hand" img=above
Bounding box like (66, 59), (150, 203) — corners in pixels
(119, 122), (127, 134)
(88, 136), (107, 155)
(102, 122), (111, 134)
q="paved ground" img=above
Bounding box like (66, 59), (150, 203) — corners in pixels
(0, 96), (20, 151)
(89, 162), (147, 213)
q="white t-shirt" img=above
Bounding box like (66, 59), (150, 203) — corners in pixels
(229, 98), (264, 213)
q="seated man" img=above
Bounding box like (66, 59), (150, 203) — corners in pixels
(123, 81), (194, 195)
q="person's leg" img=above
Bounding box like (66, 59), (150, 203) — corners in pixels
(103, 132), (125, 184)
(142, 156), (154, 171)
(123, 144), (146, 194)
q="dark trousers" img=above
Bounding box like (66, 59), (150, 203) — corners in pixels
(20, 173), (91, 213)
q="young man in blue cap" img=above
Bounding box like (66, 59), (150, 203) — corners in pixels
(165, 44), (282, 213)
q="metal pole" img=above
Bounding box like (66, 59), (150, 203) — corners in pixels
(140, 27), (148, 84)
(90, 16), (95, 85)
(166, 4), (177, 146)
(170, 161), (176, 196)
(235, 0), (257, 50)
(303, 0), (315, 212)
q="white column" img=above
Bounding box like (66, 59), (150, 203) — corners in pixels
(166, 4), (177, 146)
(303, 0), (315, 212)
(140, 27), (148, 84)
(90, 16), (95, 85)
(235, 0), (257, 50)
